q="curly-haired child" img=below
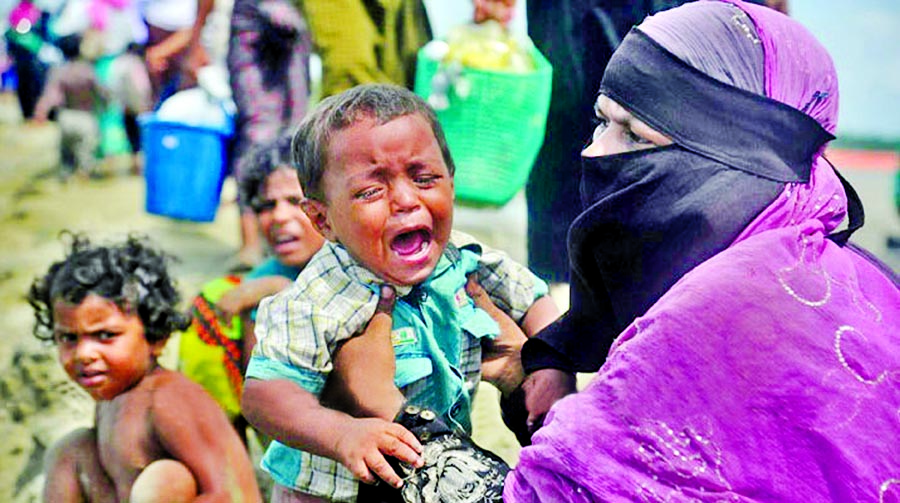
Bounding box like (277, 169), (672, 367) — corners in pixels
(27, 233), (262, 503)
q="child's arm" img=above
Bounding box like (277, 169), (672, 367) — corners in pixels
(466, 276), (530, 396)
(216, 276), (293, 319)
(33, 68), (63, 122)
(466, 278), (574, 440)
(242, 377), (423, 489)
(520, 295), (560, 337)
(149, 371), (262, 502)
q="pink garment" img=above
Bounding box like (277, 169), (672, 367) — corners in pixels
(87, 0), (129, 30)
(8, 0), (39, 27)
(505, 1), (900, 501)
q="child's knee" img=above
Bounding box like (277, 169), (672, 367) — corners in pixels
(130, 459), (197, 503)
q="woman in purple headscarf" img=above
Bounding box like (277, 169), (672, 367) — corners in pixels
(506, 0), (900, 500)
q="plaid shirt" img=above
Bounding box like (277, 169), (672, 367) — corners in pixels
(247, 231), (547, 501)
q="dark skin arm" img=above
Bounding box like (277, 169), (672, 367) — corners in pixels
(151, 371), (262, 501)
(465, 279), (574, 434)
(242, 377), (422, 488)
(325, 285), (406, 420)
(242, 289), (424, 488)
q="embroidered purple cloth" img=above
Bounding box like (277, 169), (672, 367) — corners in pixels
(504, 1), (900, 501)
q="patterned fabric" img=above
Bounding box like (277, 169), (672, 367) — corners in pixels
(248, 231), (547, 501)
(505, 2), (900, 501)
(227, 0), (311, 207)
(178, 275), (244, 420)
(393, 405), (508, 503)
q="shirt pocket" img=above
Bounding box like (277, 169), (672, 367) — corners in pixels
(459, 302), (500, 342)
(394, 352), (433, 389)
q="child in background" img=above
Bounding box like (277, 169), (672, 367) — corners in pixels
(179, 133), (325, 443)
(33, 34), (108, 179)
(241, 83), (560, 502)
(28, 233), (262, 503)
(223, 133), (326, 325)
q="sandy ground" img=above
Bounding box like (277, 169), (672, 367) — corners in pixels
(0, 90), (536, 501)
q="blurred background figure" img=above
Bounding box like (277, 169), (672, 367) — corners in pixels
(300, 0), (430, 99)
(32, 32), (108, 179)
(140, 0), (207, 106)
(225, 0), (312, 269)
(4, 0), (61, 119)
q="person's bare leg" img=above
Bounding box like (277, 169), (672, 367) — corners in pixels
(43, 427), (116, 503)
(130, 459), (197, 503)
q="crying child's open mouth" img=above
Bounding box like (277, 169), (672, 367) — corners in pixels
(391, 229), (432, 257)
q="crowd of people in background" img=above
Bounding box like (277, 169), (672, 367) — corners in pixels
(9, 0), (900, 502)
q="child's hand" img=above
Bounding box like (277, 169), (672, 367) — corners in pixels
(215, 288), (247, 322)
(466, 275), (527, 395)
(216, 276), (292, 324)
(334, 417), (424, 489)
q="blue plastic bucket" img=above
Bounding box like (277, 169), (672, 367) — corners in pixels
(139, 113), (233, 222)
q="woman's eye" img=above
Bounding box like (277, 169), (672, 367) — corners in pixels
(97, 331), (116, 341)
(626, 128), (653, 146)
(591, 117), (609, 141)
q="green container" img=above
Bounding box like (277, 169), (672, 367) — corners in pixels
(414, 44), (552, 207)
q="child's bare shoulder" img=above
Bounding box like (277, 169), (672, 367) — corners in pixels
(138, 368), (234, 437)
(142, 367), (219, 404)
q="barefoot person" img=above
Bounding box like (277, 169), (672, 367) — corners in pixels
(28, 233), (262, 502)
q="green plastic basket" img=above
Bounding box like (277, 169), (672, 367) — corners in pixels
(414, 43), (552, 207)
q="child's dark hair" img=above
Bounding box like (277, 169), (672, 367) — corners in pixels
(27, 232), (190, 343)
(237, 132), (295, 213)
(292, 83), (455, 201)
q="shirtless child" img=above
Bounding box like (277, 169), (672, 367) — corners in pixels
(27, 233), (261, 503)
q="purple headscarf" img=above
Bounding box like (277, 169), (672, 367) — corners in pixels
(505, 1), (900, 501)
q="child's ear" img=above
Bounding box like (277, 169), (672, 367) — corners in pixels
(301, 198), (337, 241)
(150, 338), (167, 358)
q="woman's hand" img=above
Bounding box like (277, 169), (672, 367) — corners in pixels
(324, 285), (405, 420)
(465, 275), (527, 396)
(521, 368), (576, 433)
